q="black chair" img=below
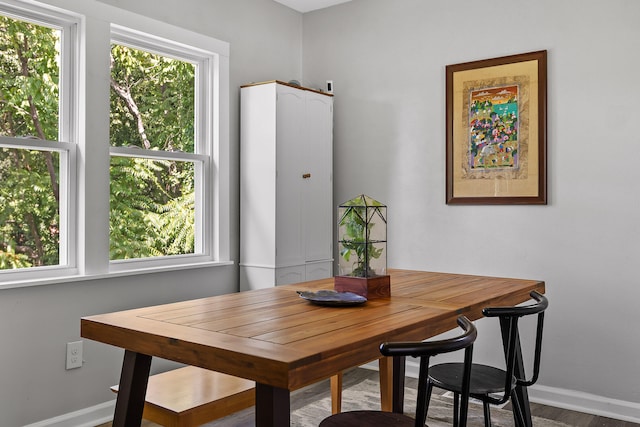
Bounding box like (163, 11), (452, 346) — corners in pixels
(319, 315), (477, 427)
(426, 291), (548, 427)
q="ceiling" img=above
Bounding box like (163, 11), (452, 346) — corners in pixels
(273, 0), (352, 13)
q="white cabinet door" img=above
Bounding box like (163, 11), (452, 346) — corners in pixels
(239, 83), (277, 269)
(302, 92), (333, 263)
(275, 87), (305, 268)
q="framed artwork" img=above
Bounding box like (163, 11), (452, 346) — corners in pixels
(446, 50), (547, 204)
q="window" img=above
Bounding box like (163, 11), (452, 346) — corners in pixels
(0, 3), (78, 279)
(0, 0), (230, 286)
(109, 28), (210, 267)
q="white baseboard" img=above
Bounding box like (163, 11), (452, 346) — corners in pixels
(529, 384), (640, 424)
(23, 400), (115, 427)
(24, 365), (640, 427)
(364, 360), (640, 424)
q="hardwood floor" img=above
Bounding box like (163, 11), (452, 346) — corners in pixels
(96, 405), (639, 427)
(97, 369), (639, 427)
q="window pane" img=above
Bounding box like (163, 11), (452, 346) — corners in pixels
(109, 44), (195, 152)
(0, 147), (60, 269)
(109, 42), (198, 262)
(109, 156), (195, 260)
(0, 15), (60, 140)
(0, 14), (63, 271)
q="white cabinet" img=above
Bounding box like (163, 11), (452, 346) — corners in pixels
(240, 81), (333, 290)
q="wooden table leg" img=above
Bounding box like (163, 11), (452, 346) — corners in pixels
(255, 382), (290, 427)
(112, 350), (151, 427)
(378, 357), (393, 411)
(500, 318), (533, 427)
(330, 373), (343, 414)
(391, 355), (406, 414)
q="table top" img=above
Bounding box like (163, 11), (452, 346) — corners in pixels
(81, 269), (544, 390)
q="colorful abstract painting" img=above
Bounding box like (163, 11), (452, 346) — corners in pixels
(468, 85), (519, 170)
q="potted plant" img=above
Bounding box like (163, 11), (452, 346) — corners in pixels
(334, 194), (390, 298)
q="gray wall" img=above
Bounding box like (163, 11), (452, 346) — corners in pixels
(2, 0), (640, 425)
(0, 0), (301, 426)
(302, 0), (640, 415)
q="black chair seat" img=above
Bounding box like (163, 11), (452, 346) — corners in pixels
(428, 363), (516, 396)
(320, 410), (415, 426)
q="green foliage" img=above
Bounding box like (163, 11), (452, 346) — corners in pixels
(0, 14), (199, 269)
(109, 156), (195, 259)
(339, 206), (383, 277)
(0, 16), (60, 268)
(109, 44), (196, 260)
(0, 240), (31, 269)
(0, 16), (60, 140)
(109, 44), (195, 151)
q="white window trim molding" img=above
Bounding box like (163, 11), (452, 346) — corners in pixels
(104, 6), (231, 272)
(0, 0), (81, 284)
(108, 26), (214, 272)
(0, 0), (231, 288)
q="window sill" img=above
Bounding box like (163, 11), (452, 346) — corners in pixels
(0, 260), (234, 291)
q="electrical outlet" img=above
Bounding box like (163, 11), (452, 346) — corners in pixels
(66, 341), (83, 370)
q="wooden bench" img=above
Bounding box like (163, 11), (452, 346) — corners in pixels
(111, 366), (255, 427)
(112, 362), (388, 426)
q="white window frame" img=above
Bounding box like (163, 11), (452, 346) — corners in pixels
(108, 25), (215, 272)
(0, 1), (79, 283)
(0, 0), (230, 288)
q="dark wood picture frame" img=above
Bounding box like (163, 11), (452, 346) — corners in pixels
(446, 50), (547, 205)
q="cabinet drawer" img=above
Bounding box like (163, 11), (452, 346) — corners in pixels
(275, 265), (306, 286)
(305, 262), (333, 281)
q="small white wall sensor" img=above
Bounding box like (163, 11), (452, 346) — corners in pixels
(326, 80), (333, 94)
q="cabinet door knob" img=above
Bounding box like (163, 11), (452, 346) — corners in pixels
(302, 173), (311, 179)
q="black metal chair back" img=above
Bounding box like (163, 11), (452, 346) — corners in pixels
(482, 290), (548, 407)
(319, 315), (477, 427)
(426, 291), (548, 427)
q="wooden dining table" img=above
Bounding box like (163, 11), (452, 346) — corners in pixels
(81, 269), (545, 427)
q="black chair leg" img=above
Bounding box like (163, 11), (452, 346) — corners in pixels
(511, 390), (526, 427)
(424, 380), (434, 417)
(453, 392), (460, 427)
(483, 402), (492, 427)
